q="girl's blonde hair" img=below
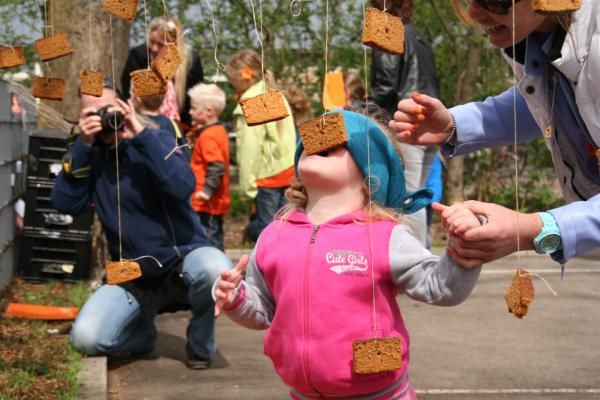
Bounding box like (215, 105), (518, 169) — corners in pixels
(225, 49), (277, 96)
(277, 106), (405, 224)
(148, 16), (191, 109)
(277, 180), (404, 224)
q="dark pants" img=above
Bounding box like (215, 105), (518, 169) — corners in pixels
(247, 187), (288, 242)
(198, 212), (224, 251)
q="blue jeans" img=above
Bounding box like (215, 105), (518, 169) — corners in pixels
(247, 187), (288, 242)
(70, 246), (232, 359)
(197, 212), (224, 251)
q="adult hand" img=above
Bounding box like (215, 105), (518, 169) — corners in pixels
(389, 92), (454, 146)
(214, 255), (249, 317)
(114, 98), (144, 139)
(435, 201), (543, 264)
(78, 107), (103, 145)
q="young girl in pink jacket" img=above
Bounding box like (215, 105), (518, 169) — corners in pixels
(214, 110), (482, 399)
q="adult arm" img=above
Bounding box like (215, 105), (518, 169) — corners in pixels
(120, 45), (145, 99)
(389, 225), (481, 306)
(51, 137), (94, 215)
(549, 195), (600, 262)
(129, 129), (196, 201)
(370, 50), (402, 115)
(448, 87), (542, 156)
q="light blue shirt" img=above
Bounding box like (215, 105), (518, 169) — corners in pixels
(446, 33), (600, 264)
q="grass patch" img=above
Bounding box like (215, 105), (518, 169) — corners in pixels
(0, 279), (90, 400)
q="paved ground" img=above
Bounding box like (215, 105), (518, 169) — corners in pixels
(107, 252), (600, 400)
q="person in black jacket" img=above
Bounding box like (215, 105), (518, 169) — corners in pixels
(370, 0), (441, 246)
(52, 79), (231, 369)
(121, 16), (203, 129)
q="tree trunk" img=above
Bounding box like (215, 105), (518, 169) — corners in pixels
(446, 33), (483, 204)
(38, 1), (130, 274)
(38, 0), (130, 125)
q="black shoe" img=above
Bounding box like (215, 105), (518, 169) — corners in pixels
(185, 343), (211, 370)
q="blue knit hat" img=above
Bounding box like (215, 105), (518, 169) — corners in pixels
(294, 110), (432, 214)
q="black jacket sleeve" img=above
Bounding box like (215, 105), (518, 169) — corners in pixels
(370, 22), (440, 117)
(121, 44), (148, 99)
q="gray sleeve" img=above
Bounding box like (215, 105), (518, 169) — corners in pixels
(389, 224), (481, 306)
(224, 248), (275, 330)
(201, 161), (225, 198)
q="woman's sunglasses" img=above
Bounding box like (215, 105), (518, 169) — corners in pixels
(474, 0), (522, 15)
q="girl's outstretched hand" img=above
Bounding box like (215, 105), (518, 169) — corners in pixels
(389, 92), (455, 146)
(214, 255), (249, 317)
(432, 202), (484, 269)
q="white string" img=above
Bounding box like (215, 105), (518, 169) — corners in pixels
(203, 0), (226, 80)
(127, 255), (164, 268)
(88, 0), (94, 70)
(324, 0), (329, 109)
(362, 0), (378, 337)
(511, 0), (521, 265)
(164, 142), (192, 160)
(143, 0), (151, 66)
(248, 0), (266, 93)
(520, 271), (558, 297)
(0, 44), (16, 51)
(109, 14), (123, 262)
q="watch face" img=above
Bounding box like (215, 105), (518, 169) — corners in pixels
(540, 234), (561, 252)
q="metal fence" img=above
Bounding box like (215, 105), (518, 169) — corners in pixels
(0, 79), (37, 291)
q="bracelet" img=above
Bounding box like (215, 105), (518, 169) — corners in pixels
(443, 116), (457, 146)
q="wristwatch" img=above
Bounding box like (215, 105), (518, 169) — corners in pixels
(533, 212), (562, 254)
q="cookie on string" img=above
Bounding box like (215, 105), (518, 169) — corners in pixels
(130, 68), (167, 97)
(362, 8), (405, 55)
(105, 260), (142, 285)
(103, 0), (139, 22)
(532, 0), (581, 14)
(34, 32), (73, 62)
(151, 43), (182, 83)
(80, 70), (105, 97)
(32, 76), (66, 101)
(0, 47), (25, 69)
(298, 112), (348, 156)
(239, 90), (289, 126)
(505, 268), (535, 319)
(352, 337), (403, 374)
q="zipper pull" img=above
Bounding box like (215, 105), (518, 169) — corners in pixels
(310, 224), (320, 243)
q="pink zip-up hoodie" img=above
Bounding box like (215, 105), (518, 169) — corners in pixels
(223, 210), (480, 399)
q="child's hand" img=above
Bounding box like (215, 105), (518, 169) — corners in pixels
(214, 255), (249, 317)
(432, 202), (484, 269)
(432, 202), (483, 236)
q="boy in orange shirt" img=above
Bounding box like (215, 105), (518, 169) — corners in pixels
(188, 83), (230, 250)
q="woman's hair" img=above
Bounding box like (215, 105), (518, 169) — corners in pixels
(343, 71), (366, 106)
(187, 83), (226, 115)
(371, 0), (413, 20)
(450, 0), (574, 31)
(282, 85), (313, 125)
(225, 49), (277, 95)
(277, 106), (404, 224)
(148, 16), (191, 109)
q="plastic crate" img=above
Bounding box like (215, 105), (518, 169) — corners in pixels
(27, 133), (70, 180)
(19, 227), (92, 282)
(23, 176), (93, 232)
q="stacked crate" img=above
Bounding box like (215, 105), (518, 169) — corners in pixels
(19, 130), (93, 282)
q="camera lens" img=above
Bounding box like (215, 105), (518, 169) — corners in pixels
(97, 105), (125, 132)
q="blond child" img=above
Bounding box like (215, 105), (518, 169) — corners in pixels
(214, 110), (483, 399)
(226, 49), (297, 243)
(187, 83), (230, 250)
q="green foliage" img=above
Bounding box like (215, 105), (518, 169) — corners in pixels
(229, 187), (253, 218)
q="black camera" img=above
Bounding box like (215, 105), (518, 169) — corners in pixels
(96, 105), (125, 132)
